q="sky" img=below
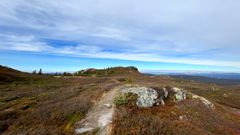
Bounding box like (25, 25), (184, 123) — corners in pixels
(0, 0), (240, 72)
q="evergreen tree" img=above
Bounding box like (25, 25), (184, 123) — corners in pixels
(38, 68), (42, 75)
(32, 70), (36, 74)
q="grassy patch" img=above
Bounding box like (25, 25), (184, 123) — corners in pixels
(0, 96), (19, 102)
(114, 94), (128, 107)
(114, 93), (138, 107)
(125, 77), (134, 84)
(65, 112), (83, 130)
(117, 77), (134, 84)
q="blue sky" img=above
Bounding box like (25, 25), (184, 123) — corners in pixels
(0, 0), (240, 72)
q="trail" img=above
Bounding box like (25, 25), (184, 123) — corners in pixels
(75, 87), (120, 135)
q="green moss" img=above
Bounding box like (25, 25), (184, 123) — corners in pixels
(114, 93), (138, 107)
(114, 94), (128, 107)
(186, 93), (193, 100)
(65, 112), (83, 130)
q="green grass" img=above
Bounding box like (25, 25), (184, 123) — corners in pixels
(65, 112), (83, 130)
(114, 94), (129, 107)
(114, 93), (138, 107)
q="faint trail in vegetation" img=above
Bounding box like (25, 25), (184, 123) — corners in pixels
(75, 87), (120, 135)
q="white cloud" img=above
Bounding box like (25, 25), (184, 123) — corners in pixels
(0, 34), (53, 52)
(0, 33), (239, 68)
(54, 45), (102, 54)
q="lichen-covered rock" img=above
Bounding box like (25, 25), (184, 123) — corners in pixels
(122, 87), (158, 107)
(121, 86), (188, 107)
(191, 94), (215, 109)
(163, 88), (168, 98)
(171, 87), (186, 102)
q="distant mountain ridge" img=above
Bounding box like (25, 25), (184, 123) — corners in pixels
(170, 75), (240, 86)
(142, 70), (240, 80)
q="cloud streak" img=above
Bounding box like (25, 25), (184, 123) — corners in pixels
(1, 34), (239, 68)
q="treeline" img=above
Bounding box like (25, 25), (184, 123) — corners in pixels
(32, 69), (73, 76)
(32, 69), (43, 75)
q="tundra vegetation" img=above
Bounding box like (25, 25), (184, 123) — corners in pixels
(0, 65), (240, 135)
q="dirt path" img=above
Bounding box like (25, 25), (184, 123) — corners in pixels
(75, 87), (120, 135)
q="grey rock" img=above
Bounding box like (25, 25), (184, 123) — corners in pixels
(121, 86), (187, 107)
(160, 98), (165, 106)
(122, 87), (158, 107)
(103, 104), (112, 108)
(171, 87), (186, 102)
(159, 88), (168, 106)
(179, 115), (188, 120)
(157, 87), (169, 106)
(191, 94), (215, 109)
(163, 88), (168, 98)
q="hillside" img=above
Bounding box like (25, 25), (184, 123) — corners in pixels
(0, 66), (240, 135)
(74, 66), (139, 77)
(0, 65), (41, 83)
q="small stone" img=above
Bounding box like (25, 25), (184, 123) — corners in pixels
(89, 83), (95, 86)
(163, 88), (168, 98)
(75, 127), (94, 134)
(104, 104), (112, 108)
(160, 98), (165, 106)
(179, 115), (188, 120)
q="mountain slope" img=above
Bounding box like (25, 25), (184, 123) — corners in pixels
(0, 65), (39, 83)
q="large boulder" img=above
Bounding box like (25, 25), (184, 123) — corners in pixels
(120, 86), (215, 111)
(122, 87), (158, 107)
(121, 86), (187, 107)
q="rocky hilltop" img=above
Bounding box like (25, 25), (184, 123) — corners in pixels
(75, 66), (139, 77)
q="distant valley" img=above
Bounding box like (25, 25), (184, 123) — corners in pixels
(143, 71), (240, 86)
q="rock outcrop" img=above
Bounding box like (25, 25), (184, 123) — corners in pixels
(121, 86), (187, 107)
(121, 86), (214, 109)
(122, 87), (158, 107)
(171, 87), (187, 102)
(191, 94), (215, 109)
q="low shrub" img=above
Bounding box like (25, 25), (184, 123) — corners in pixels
(114, 94), (128, 107)
(65, 112), (83, 130)
(125, 78), (134, 84)
(114, 93), (138, 107)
